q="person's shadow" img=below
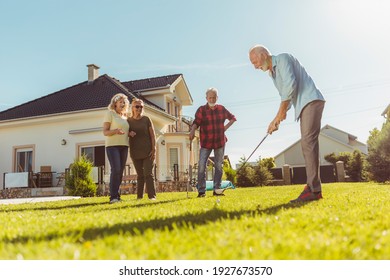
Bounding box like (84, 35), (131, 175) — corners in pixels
(3, 200), (312, 244)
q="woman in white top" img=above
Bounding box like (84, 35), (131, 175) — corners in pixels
(103, 93), (130, 203)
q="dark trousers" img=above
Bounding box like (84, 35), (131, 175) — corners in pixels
(106, 146), (128, 201)
(132, 157), (156, 199)
(300, 100), (325, 192)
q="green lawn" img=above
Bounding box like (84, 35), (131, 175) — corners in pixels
(1, 182), (389, 260)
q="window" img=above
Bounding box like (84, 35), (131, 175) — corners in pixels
(169, 147), (179, 171)
(174, 105), (179, 117)
(174, 105), (179, 131)
(167, 102), (171, 114)
(80, 146), (105, 167)
(81, 147), (94, 163)
(15, 148), (33, 172)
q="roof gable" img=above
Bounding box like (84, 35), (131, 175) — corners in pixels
(122, 74), (182, 92)
(321, 124), (357, 140)
(274, 124), (368, 158)
(0, 72), (187, 122)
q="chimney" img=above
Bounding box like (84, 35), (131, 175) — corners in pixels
(87, 64), (100, 83)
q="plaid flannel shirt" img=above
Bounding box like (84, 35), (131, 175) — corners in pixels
(193, 104), (236, 149)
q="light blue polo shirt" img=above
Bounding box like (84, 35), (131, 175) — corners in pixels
(270, 53), (325, 121)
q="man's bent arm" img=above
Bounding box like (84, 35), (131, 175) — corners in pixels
(268, 100), (290, 134)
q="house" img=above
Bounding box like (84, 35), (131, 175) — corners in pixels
(382, 103), (390, 119)
(274, 124), (368, 168)
(0, 64), (199, 190)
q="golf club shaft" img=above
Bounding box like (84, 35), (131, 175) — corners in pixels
(237, 133), (269, 173)
(187, 140), (192, 198)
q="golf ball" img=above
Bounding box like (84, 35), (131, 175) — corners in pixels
(216, 199), (220, 203)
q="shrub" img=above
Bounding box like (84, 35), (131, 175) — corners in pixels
(236, 157), (274, 187)
(222, 159), (237, 185)
(65, 155), (97, 197)
(237, 165), (255, 187)
(252, 164), (273, 186)
(324, 150), (366, 182)
(223, 167), (237, 185)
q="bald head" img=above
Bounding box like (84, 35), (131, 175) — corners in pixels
(249, 45), (272, 72)
(249, 45), (271, 56)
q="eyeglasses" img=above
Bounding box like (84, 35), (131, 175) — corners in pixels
(135, 105), (143, 109)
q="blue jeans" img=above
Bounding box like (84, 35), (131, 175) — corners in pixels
(197, 146), (225, 193)
(106, 146), (128, 201)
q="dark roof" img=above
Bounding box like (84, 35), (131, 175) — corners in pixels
(122, 74), (181, 92)
(0, 73), (182, 122)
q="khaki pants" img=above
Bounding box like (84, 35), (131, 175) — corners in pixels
(132, 157), (156, 199)
(300, 100), (325, 192)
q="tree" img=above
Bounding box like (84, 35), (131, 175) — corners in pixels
(347, 150), (365, 182)
(259, 157), (275, 170)
(65, 155), (97, 197)
(366, 121), (390, 183)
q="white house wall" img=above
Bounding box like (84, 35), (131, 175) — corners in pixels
(349, 139), (368, 154)
(274, 153), (286, 168)
(318, 135), (356, 163)
(147, 95), (166, 109)
(275, 141), (305, 167)
(274, 134), (360, 168)
(0, 110), (108, 187)
(157, 134), (189, 181)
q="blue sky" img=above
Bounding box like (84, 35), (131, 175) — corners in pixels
(1, 0), (389, 166)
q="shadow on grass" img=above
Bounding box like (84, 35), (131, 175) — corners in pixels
(0, 197), (187, 213)
(2, 200), (311, 245)
(0, 201), (106, 212)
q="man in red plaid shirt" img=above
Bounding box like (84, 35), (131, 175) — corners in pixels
(189, 87), (236, 197)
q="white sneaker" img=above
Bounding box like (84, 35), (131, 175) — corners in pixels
(110, 199), (119, 204)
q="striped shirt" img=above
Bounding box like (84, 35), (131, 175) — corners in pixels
(193, 104), (236, 149)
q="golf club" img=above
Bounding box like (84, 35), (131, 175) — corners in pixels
(213, 185), (234, 195)
(187, 140), (193, 198)
(236, 133), (269, 174)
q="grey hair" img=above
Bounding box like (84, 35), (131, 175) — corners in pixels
(249, 44), (271, 56)
(205, 87), (218, 97)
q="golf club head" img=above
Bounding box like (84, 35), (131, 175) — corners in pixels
(214, 188), (225, 195)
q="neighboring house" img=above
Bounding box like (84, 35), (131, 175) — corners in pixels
(0, 64), (198, 188)
(382, 103), (390, 119)
(274, 124), (368, 168)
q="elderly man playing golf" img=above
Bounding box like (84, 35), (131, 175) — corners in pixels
(189, 87), (236, 197)
(249, 45), (325, 203)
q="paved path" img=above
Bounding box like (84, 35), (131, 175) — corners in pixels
(0, 196), (81, 205)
